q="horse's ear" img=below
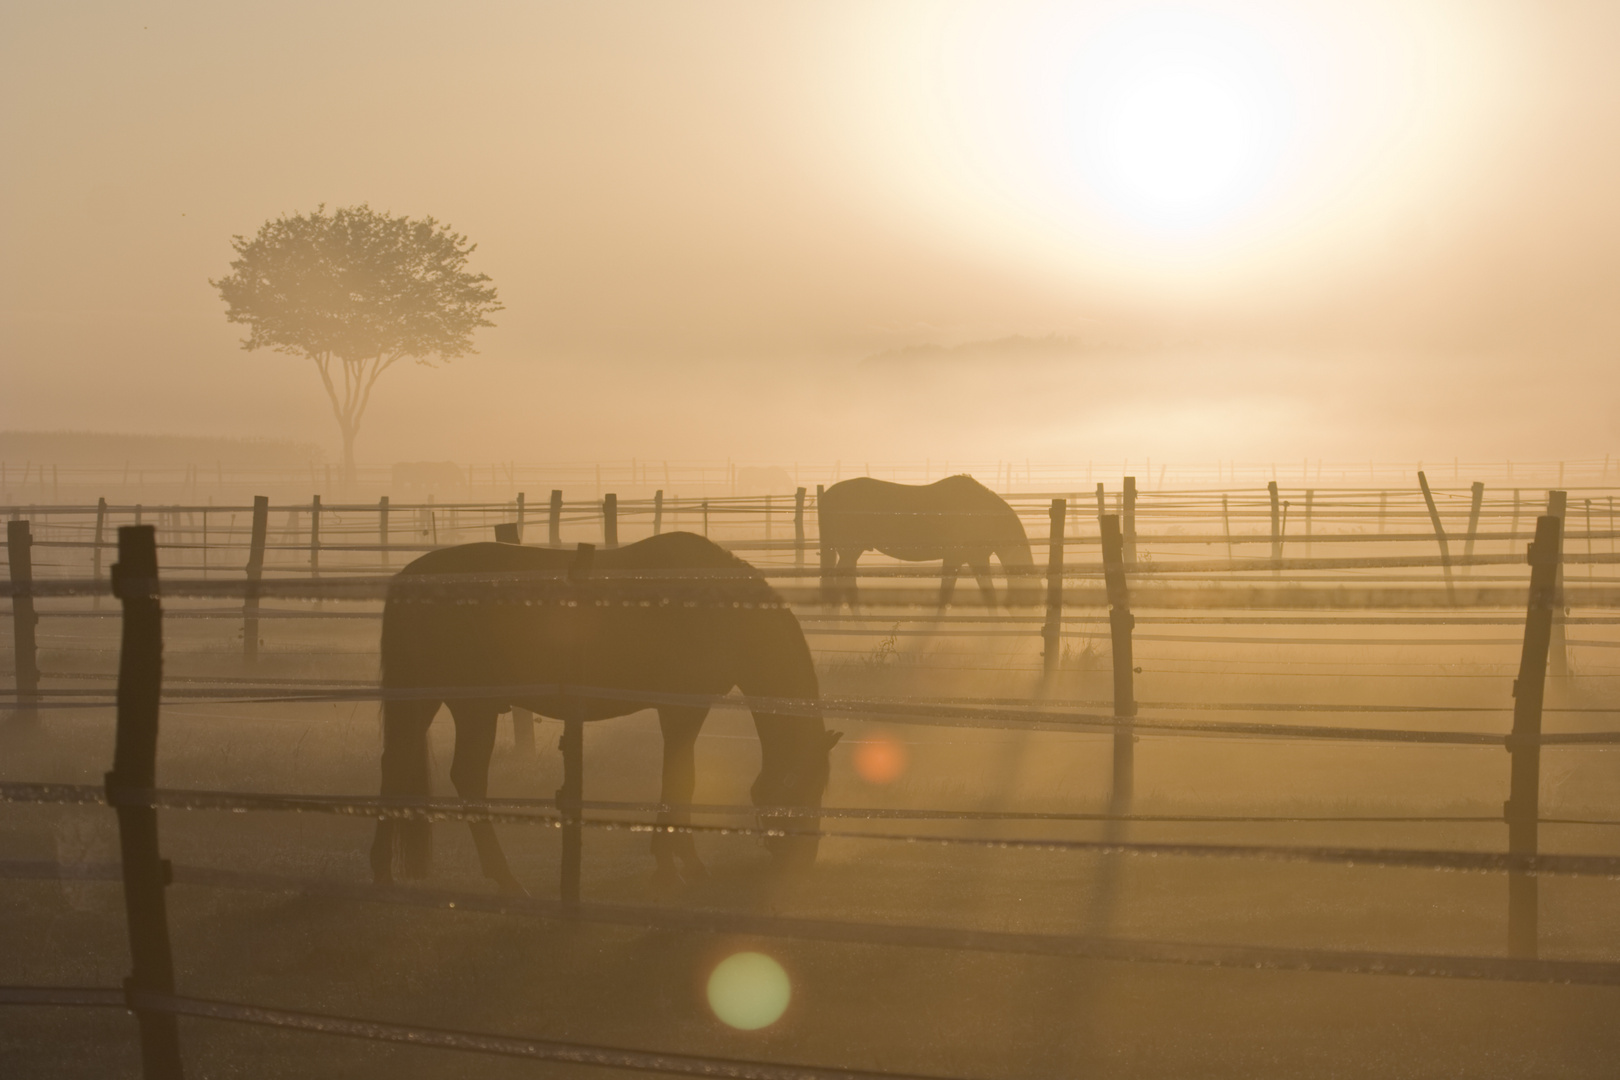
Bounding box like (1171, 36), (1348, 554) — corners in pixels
(825, 730), (844, 750)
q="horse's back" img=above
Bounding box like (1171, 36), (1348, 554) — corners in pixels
(381, 533), (800, 706)
(393, 531), (746, 578)
(821, 475), (1012, 557)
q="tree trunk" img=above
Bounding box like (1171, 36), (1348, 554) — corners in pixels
(341, 424), (357, 488)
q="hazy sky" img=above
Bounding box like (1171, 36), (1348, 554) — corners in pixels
(4, 1), (1619, 464)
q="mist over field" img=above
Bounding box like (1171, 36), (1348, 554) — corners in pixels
(3, 2), (1619, 466)
(4, 4), (1620, 1080)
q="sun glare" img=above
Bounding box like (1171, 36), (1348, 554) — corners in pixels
(1068, 7), (1294, 232)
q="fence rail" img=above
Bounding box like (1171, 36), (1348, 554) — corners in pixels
(5, 455), (1620, 503)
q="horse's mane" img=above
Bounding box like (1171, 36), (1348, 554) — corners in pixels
(392, 531), (761, 577)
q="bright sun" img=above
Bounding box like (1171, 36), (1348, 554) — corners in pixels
(1067, 7), (1294, 232)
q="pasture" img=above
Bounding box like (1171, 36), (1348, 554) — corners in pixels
(3, 466), (1619, 1078)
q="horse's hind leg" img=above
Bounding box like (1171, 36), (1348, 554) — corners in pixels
(654, 705), (710, 889)
(372, 695), (438, 884)
(448, 700), (526, 896)
(836, 550), (862, 611)
(939, 560), (961, 612)
(969, 558), (998, 610)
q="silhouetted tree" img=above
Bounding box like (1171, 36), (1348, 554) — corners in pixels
(212, 204), (502, 482)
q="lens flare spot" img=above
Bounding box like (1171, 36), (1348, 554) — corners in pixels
(706, 951), (791, 1030)
(853, 736), (907, 785)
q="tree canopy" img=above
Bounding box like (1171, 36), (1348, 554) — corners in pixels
(211, 204), (502, 477)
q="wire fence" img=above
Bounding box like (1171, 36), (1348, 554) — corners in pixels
(2, 489), (1618, 1078)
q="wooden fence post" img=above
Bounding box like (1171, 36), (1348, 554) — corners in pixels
(309, 495), (321, 577)
(1221, 494), (1233, 563)
(1122, 476), (1137, 564)
(794, 486), (806, 566)
(603, 493), (618, 547)
(508, 492), (541, 757)
(1094, 483), (1104, 517)
(1417, 471), (1456, 604)
(816, 485), (833, 605)
(702, 500), (709, 537)
(1042, 499), (1066, 676)
(1378, 491), (1387, 535)
(493, 512), (533, 754)
(1463, 482), (1484, 574)
(653, 490), (664, 536)
(1304, 489), (1314, 555)
(7, 519), (40, 724)
(1546, 490), (1568, 677)
(1268, 481), (1282, 565)
(1506, 514), (1562, 958)
(243, 496), (268, 665)
(378, 496), (390, 569)
(93, 497), (108, 607)
(548, 490), (562, 547)
(557, 541), (594, 904)
(107, 524), (184, 1078)
(1099, 514), (1136, 811)
(1510, 490), (1521, 554)
(558, 709), (584, 904)
(1585, 498), (1594, 582)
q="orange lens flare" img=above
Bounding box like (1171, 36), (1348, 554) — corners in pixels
(853, 736), (908, 785)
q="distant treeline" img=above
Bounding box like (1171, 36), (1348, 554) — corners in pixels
(0, 431), (325, 468)
(860, 332), (1157, 367)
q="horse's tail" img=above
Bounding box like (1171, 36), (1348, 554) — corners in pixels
(372, 591), (438, 881)
(816, 486), (843, 607)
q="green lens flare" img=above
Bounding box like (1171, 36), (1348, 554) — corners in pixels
(706, 951), (791, 1031)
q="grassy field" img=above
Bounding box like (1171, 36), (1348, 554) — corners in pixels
(2, 588), (1619, 1078)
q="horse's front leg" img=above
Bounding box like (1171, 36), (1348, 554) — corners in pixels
(654, 705), (710, 890)
(448, 700), (526, 896)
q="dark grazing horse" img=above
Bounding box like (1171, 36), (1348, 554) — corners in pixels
(370, 532), (839, 894)
(818, 475), (1040, 609)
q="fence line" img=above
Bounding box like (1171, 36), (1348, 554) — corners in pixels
(10, 782), (1620, 875)
(3, 504), (1618, 1076)
(4, 862), (1619, 989)
(5, 454), (1620, 501)
(7, 679), (1619, 744)
(11, 577), (1620, 614)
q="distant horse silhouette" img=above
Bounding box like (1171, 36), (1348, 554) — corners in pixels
(818, 475), (1040, 610)
(370, 532), (839, 894)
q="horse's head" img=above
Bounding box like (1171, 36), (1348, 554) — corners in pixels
(988, 503), (1043, 608)
(750, 725), (842, 869)
(996, 539), (1044, 608)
